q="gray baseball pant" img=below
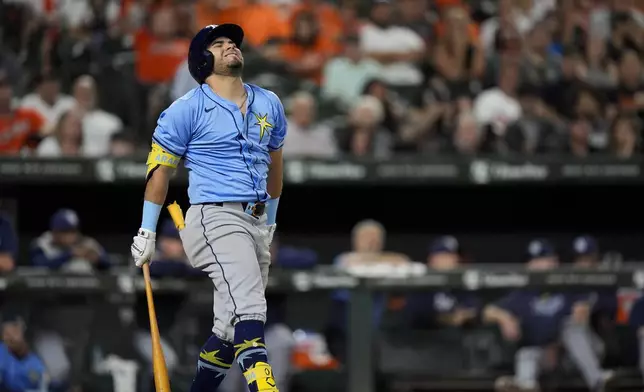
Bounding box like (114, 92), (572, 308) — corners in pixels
(180, 203), (271, 342)
(514, 320), (604, 389)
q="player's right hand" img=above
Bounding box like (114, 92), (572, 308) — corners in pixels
(131, 228), (156, 267)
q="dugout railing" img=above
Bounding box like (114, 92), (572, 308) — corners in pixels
(2, 265), (643, 391)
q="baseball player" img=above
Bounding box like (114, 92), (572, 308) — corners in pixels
(130, 24), (286, 392)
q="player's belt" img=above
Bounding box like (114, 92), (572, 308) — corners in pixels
(202, 202), (265, 218)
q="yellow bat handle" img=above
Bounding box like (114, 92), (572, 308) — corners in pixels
(167, 201), (185, 231)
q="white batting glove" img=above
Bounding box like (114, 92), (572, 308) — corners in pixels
(131, 228), (156, 267)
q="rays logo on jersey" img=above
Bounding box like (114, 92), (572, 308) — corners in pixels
(253, 113), (273, 142)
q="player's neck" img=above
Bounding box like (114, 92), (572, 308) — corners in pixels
(206, 76), (245, 102)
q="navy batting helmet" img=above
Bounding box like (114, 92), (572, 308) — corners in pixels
(188, 24), (245, 84)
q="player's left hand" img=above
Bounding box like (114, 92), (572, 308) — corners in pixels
(131, 228), (156, 267)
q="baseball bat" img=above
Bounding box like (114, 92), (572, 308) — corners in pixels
(140, 201), (186, 392)
(142, 262), (171, 391)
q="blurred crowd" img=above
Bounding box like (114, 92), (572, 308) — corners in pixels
(0, 0), (643, 158)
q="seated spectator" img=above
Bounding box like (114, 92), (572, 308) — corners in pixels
(281, 11), (339, 84)
(321, 36), (382, 108)
(480, 0), (536, 53)
(36, 110), (87, 157)
(30, 209), (109, 272)
(406, 236), (480, 329)
(519, 23), (561, 87)
(565, 116), (596, 157)
(583, 35), (618, 88)
(542, 46), (587, 120)
(72, 75), (123, 157)
(0, 71), (46, 155)
(134, 7), (190, 85)
(485, 239), (611, 392)
(20, 72), (75, 135)
(609, 114), (640, 159)
(359, 0), (425, 86)
(446, 111), (482, 155)
(609, 50), (644, 122)
(290, 0), (345, 44)
(472, 59), (522, 137)
(283, 91), (337, 158)
(335, 95), (392, 158)
(505, 84), (564, 155)
(0, 313), (47, 392)
(0, 213), (16, 273)
(396, 0), (432, 43)
(109, 131), (138, 157)
(362, 79), (403, 135)
(432, 6), (485, 95)
(327, 220), (408, 361)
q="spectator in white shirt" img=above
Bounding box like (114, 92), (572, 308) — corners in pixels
(473, 60), (522, 136)
(283, 91), (337, 158)
(20, 73), (75, 135)
(36, 110), (88, 157)
(72, 75), (123, 157)
(359, 0), (425, 86)
(321, 36), (382, 108)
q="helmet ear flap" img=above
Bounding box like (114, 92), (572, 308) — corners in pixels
(197, 50), (214, 84)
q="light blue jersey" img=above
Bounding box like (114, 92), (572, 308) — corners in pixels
(152, 83), (287, 204)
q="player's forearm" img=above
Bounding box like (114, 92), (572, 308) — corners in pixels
(141, 166), (172, 231)
(483, 305), (516, 324)
(0, 254), (15, 272)
(267, 150), (283, 198)
(266, 150), (283, 225)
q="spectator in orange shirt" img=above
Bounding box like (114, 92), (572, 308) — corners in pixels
(0, 72), (45, 155)
(290, 0), (344, 46)
(280, 11), (340, 84)
(195, 0), (244, 31)
(135, 7), (190, 85)
(232, 0), (291, 48)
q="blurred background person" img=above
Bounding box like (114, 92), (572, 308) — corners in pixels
(359, 0), (425, 87)
(283, 91), (337, 158)
(71, 75), (123, 156)
(19, 72), (75, 135)
(0, 312), (48, 392)
(0, 213), (17, 274)
(0, 71), (46, 155)
(486, 239), (610, 392)
(406, 236), (480, 329)
(335, 95), (392, 158)
(321, 36), (382, 109)
(30, 209), (109, 272)
(36, 110), (87, 158)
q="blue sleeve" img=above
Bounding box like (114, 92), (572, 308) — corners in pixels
(268, 93), (287, 151)
(0, 220), (17, 256)
(151, 99), (193, 157)
(30, 245), (72, 269)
